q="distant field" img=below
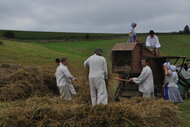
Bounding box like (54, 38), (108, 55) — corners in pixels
(32, 34), (190, 60)
(0, 30), (127, 40)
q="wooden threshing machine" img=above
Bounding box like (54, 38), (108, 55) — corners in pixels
(111, 42), (187, 101)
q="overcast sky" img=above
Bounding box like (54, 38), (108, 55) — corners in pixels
(0, 0), (189, 33)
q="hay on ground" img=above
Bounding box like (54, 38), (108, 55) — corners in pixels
(0, 64), (59, 101)
(0, 97), (182, 127)
(0, 64), (90, 103)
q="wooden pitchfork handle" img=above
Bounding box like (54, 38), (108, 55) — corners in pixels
(111, 77), (130, 82)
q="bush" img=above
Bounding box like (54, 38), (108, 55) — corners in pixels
(85, 33), (90, 40)
(3, 31), (15, 38)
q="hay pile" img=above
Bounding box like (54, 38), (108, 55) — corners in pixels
(0, 64), (182, 127)
(0, 97), (181, 127)
(0, 63), (91, 103)
(0, 64), (59, 101)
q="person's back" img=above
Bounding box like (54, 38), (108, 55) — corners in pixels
(84, 48), (108, 105)
(168, 70), (178, 87)
(85, 54), (107, 79)
(167, 65), (183, 103)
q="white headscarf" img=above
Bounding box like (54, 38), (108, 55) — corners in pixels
(131, 22), (137, 27)
(170, 65), (176, 71)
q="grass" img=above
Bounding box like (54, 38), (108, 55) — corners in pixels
(0, 34), (190, 126)
(178, 99), (190, 127)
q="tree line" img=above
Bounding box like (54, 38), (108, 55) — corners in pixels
(1, 25), (190, 39)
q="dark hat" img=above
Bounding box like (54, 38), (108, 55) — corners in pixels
(95, 48), (103, 56)
(149, 30), (155, 35)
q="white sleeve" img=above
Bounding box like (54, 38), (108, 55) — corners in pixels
(103, 58), (108, 79)
(84, 58), (89, 68)
(146, 36), (151, 47)
(155, 36), (161, 48)
(132, 67), (149, 84)
(174, 72), (179, 83)
(62, 67), (74, 80)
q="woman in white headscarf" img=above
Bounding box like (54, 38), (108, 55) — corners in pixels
(128, 22), (137, 42)
(167, 65), (183, 104)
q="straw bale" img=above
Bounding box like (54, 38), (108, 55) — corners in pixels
(0, 97), (182, 127)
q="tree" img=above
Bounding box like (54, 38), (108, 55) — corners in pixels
(3, 31), (15, 38)
(85, 33), (90, 40)
(178, 30), (183, 34)
(183, 25), (190, 34)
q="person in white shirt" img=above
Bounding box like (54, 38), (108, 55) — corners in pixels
(128, 22), (137, 42)
(128, 58), (154, 98)
(55, 57), (77, 100)
(146, 30), (161, 56)
(84, 48), (108, 106)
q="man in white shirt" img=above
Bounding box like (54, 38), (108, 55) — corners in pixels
(55, 57), (77, 100)
(84, 48), (108, 105)
(129, 58), (154, 98)
(146, 30), (161, 56)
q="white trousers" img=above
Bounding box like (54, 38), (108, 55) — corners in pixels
(142, 92), (154, 98)
(68, 81), (77, 95)
(89, 78), (108, 106)
(58, 85), (72, 100)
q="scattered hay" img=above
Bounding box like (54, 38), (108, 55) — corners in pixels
(0, 64), (182, 127)
(0, 64), (90, 103)
(0, 97), (182, 127)
(0, 64), (59, 101)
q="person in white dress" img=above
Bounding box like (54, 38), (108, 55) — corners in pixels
(166, 65), (183, 103)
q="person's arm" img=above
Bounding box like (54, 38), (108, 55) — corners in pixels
(155, 36), (161, 48)
(174, 72), (179, 83)
(103, 58), (108, 80)
(62, 67), (76, 80)
(132, 67), (150, 84)
(163, 65), (168, 75)
(84, 58), (89, 68)
(146, 36), (151, 47)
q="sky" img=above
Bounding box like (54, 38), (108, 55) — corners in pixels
(0, 0), (190, 33)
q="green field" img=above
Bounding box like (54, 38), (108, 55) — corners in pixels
(0, 34), (190, 126)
